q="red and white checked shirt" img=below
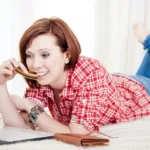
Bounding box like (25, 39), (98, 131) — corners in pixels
(24, 56), (150, 132)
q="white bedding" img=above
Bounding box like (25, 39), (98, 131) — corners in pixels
(0, 115), (150, 150)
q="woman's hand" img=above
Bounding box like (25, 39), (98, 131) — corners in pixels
(0, 58), (28, 85)
(10, 95), (36, 129)
(10, 95), (27, 111)
(10, 95), (36, 112)
(20, 111), (35, 129)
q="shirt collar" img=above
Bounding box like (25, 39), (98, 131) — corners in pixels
(41, 69), (76, 101)
(37, 84), (54, 100)
(59, 69), (76, 100)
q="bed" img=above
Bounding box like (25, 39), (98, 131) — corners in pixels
(0, 115), (150, 150)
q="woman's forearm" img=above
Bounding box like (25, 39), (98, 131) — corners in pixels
(23, 100), (71, 133)
(36, 113), (71, 133)
(0, 84), (29, 128)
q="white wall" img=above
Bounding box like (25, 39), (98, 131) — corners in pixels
(0, 0), (95, 96)
(33, 0), (95, 58)
(0, 0), (149, 96)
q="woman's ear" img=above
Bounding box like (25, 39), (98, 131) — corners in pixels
(65, 59), (69, 64)
(65, 50), (71, 64)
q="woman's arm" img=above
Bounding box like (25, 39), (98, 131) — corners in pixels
(22, 97), (89, 134)
(10, 94), (89, 133)
(0, 58), (31, 128)
(0, 84), (29, 128)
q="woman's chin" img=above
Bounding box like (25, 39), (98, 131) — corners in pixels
(37, 80), (50, 86)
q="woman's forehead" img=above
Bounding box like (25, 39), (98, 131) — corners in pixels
(26, 34), (58, 51)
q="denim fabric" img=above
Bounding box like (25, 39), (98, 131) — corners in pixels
(114, 35), (150, 95)
(142, 34), (150, 51)
(112, 73), (150, 95)
(136, 51), (150, 78)
(128, 75), (150, 95)
(136, 35), (150, 78)
(130, 34), (150, 95)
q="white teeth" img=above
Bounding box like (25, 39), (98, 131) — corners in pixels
(37, 72), (48, 76)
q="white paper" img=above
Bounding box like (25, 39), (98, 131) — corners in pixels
(0, 126), (54, 142)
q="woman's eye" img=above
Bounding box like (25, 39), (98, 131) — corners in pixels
(42, 53), (50, 58)
(26, 54), (32, 58)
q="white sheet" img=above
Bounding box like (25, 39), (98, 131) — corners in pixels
(0, 126), (53, 142)
(0, 115), (150, 150)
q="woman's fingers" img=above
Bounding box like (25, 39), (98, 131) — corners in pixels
(2, 61), (14, 71)
(2, 58), (28, 74)
(20, 111), (35, 129)
(18, 63), (28, 74)
(9, 58), (20, 69)
(0, 58), (27, 84)
(2, 58), (18, 71)
(0, 68), (13, 75)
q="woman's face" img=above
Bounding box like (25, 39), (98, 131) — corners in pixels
(25, 34), (69, 89)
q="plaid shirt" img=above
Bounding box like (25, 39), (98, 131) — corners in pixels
(24, 56), (150, 132)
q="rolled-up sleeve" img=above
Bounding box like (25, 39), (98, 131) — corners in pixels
(24, 87), (48, 108)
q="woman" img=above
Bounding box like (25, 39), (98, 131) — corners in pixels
(0, 17), (150, 134)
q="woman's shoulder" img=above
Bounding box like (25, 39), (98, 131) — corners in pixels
(69, 56), (107, 87)
(76, 55), (105, 71)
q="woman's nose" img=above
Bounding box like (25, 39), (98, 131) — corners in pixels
(32, 58), (42, 69)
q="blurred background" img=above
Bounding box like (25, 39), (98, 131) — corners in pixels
(0, 0), (150, 96)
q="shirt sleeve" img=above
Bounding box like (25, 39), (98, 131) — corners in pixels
(24, 87), (48, 108)
(70, 67), (120, 132)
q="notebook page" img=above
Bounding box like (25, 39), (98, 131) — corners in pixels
(0, 127), (53, 142)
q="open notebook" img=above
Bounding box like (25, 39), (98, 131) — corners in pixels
(0, 126), (110, 146)
(0, 126), (54, 145)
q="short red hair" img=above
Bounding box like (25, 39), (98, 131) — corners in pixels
(19, 17), (81, 87)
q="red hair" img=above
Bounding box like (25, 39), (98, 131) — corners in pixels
(19, 17), (81, 87)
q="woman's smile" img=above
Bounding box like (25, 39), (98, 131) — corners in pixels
(26, 34), (69, 88)
(37, 71), (49, 79)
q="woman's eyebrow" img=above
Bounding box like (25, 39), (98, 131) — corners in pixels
(26, 48), (51, 53)
(39, 48), (51, 51)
